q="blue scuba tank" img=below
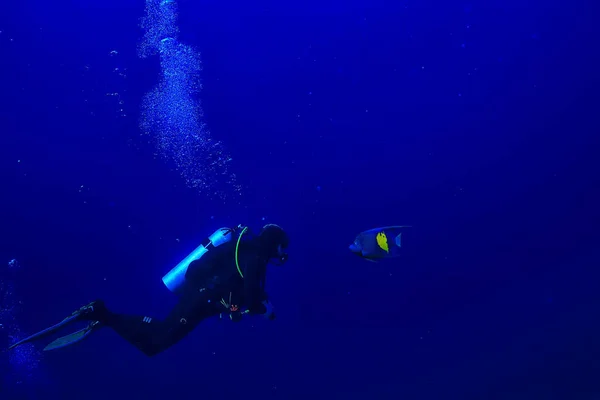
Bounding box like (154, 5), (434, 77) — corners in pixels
(162, 226), (244, 294)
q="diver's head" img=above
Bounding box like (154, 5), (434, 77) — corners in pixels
(257, 224), (289, 265)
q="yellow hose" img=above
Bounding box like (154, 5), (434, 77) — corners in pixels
(235, 226), (248, 278)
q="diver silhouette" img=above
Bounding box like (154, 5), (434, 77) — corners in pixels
(9, 224), (289, 356)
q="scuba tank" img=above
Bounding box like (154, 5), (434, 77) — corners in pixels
(162, 225), (247, 294)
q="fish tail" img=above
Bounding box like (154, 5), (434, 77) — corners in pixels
(395, 233), (401, 248)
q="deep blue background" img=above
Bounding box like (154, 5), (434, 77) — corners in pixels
(1, 0), (599, 398)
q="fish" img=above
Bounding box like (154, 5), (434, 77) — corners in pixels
(349, 226), (411, 262)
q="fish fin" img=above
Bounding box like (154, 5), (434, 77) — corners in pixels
(395, 233), (401, 248)
(365, 225), (412, 232)
(364, 258), (378, 263)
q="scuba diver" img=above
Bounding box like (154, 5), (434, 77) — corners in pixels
(8, 224), (289, 357)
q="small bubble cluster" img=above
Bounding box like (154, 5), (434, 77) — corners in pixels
(80, 50), (129, 120)
(138, 0), (240, 200)
(106, 51), (128, 119)
(1, 259), (41, 386)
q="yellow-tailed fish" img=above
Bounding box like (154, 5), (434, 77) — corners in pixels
(349, 225), (411, 262)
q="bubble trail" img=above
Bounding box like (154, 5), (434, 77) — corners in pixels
(138, 0), (240, 200)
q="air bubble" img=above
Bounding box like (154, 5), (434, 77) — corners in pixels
(138, 0), (240, 200)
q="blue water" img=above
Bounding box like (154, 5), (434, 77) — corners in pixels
(1, 0), (599, 398)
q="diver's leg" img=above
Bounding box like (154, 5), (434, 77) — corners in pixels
(87, 290), (220, 357)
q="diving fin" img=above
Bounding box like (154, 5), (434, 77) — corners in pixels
(8, 302), (97, 351)
(8, 313), (81, 350)
(43, 321), (101, 351)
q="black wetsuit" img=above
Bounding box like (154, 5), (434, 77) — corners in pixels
(89, 238), (270, 356)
